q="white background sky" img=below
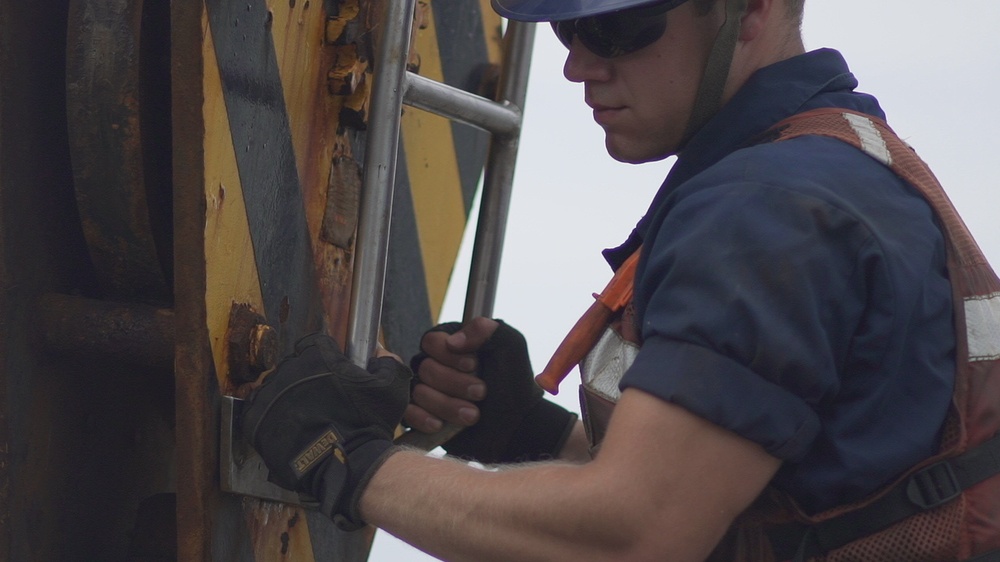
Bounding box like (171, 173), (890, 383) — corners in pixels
(370, 1), (1000, 559)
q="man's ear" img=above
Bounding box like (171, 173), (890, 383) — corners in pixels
(738, 0), (775, 41)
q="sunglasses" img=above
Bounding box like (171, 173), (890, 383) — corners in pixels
(551, 0), (688, 58)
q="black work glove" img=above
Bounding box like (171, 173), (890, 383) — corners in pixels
(411, 320), (578, 464)
(242, 333), (411, 530)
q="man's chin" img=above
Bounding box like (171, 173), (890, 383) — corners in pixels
(605, 139), (674, 164)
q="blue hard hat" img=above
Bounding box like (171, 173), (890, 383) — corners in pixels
(491, 0), (690, 22)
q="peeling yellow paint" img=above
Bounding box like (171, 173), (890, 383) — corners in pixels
(203, 19), (265, 389)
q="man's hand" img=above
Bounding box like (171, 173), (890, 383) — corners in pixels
(405, 318), (578, 464)
(241, 333), (411, 530)
(404, 317), (498, 433)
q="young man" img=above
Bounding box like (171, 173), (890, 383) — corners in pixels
(243, 0), (1000, 559)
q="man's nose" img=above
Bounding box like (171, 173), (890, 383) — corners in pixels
(563, 38), (612, 84)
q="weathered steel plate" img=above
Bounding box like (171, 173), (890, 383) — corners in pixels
(173, 0), (504, 561)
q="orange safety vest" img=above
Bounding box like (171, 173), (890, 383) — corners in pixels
(564, 108), (1000, 561)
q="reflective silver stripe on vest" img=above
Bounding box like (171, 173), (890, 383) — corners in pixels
(966, 292), (1000, 361)
(842, 113), (892, 166)
(580, 326), (639, 403)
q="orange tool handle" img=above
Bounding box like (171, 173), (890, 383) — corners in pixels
(534, 300), (613, 394)
(534, 249), (641, 394)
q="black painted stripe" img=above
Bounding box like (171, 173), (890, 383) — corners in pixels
(432, 0), (492, 213)
(205, 0), (321, 353)
(382, 143), (432, 363)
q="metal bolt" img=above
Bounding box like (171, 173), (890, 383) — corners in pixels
(227, 303), (278, 384)
(248, 323), (278, 375)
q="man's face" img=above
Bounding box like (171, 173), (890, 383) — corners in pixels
(562, 2), (721, 163)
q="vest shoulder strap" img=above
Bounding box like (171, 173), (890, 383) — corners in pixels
(771, 108), (989, 269)
(765, 108), (1000, 560)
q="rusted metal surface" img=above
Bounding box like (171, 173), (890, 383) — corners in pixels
(37, 292), (175, 372)
(2, 0), (180, 558)
(0, 0), (504, 558)
(322, 156), (363, 250)
(226, 303), (279, 386)
(171, 0), (215, 556)
(66, 0), (172, 304)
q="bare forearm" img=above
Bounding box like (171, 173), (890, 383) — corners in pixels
(360, 392), (779, 562)
(360, 451), (640, 562)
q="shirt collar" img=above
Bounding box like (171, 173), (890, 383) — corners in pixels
(604, 48), (880, 269)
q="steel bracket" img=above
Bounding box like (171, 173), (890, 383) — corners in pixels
(220, 395), (318, 508)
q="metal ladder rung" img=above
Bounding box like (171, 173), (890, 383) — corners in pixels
(388, 16), (536, 452)
(347, 0), (535, 364)
(403, 71), (521, 136)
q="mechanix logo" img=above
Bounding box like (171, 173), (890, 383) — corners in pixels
(292, 429), (345, 477)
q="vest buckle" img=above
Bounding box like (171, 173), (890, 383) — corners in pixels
(906, 460), (961, 510)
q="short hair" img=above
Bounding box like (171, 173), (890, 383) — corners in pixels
(690, 0), (716, 16)
(786, 0), (804, 26)
(692, 0), (804, 27)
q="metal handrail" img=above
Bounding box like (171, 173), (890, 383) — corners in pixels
(463, 21), (534, 322)
(395, 21), (535, 450)
(347, 11), (535, 371)
(345, 0), (416, 366)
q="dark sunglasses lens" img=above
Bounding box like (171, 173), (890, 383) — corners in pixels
(551, 4), (670, 58)
(552, 20), (575, 49)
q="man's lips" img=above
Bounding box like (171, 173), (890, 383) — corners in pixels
(590, 103), (625, 125)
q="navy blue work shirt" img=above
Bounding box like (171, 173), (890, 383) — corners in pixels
(608, 49), (955, 514)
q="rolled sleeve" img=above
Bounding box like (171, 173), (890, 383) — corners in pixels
(623, 336), (820, 460)
(624, 172), (877, 464)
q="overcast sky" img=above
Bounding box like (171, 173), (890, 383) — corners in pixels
(371, 1), (1000, 559)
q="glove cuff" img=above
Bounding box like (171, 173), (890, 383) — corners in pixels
(500, 399), (579, 463)
(341, 439), (399, 530)
(314, 438), (398, 531)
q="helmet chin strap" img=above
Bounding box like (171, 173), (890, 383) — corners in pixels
(681, 0), (749, 145)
